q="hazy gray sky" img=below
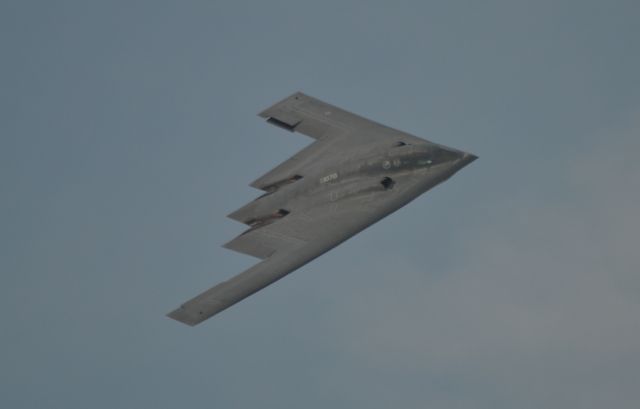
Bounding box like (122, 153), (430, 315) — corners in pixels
(2, 1), (639, 408)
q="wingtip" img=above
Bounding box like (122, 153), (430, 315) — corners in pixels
(258, 91), (307, 118)
(166, 307), (199, 327)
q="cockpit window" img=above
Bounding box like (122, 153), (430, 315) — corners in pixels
(393, 141), (407, 147)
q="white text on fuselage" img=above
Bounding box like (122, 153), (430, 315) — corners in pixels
(319, 172), (339, 184)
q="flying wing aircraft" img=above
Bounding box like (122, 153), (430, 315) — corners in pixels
(167, 92), (477, 326)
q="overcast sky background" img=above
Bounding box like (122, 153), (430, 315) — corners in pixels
(2, 1), (639, 408)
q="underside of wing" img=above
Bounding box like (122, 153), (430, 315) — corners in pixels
(167, 172), (434, 326)
(259, 92), (432, 144)
(258, 92), (354, 139)
(251, 92), (435, 192)
(167, 254), (293, 326)
(167, 203), (371, 326)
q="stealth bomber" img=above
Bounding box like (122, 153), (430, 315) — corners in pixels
(168, 92), (477, 326)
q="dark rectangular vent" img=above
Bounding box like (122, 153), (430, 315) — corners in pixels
(242, 209), (291, 231)
(263, 174), (304, 193)
(267, 117), (300, 132)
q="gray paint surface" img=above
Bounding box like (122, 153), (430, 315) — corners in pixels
(2, 1), (640, 408)
(168, 92), (476, 325)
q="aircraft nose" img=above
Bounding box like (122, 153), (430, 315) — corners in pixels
(459, 152), (478, 167)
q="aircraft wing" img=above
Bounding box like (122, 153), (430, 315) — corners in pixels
(167, 171), (433, 326)
(251, 92), (433, 191)
(257, 91), (430, 143)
